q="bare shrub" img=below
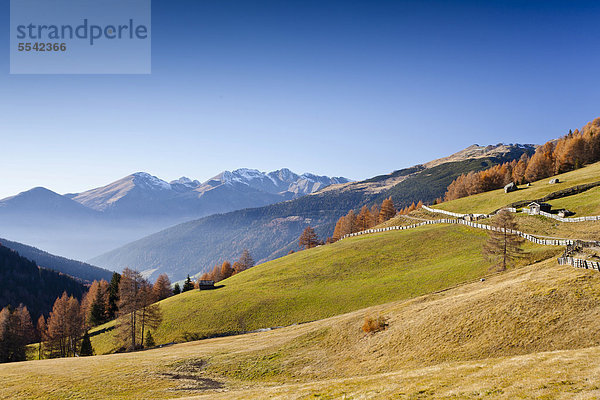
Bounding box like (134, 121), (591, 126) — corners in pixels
(362, 315), (388, 333)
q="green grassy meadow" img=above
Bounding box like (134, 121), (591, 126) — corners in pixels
(90, 223), (556, 354)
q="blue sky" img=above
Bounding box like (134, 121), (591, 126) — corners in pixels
(1, 0), (599, 198)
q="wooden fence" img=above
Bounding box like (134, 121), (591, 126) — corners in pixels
(557, 257), (600, 271)
(421, 205), (491, 219)
(423, 205), (600, 223)
(535, 210), (600, 222)
(341, 217), (592, 247)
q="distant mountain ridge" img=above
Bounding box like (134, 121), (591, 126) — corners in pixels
(68, 168), (351, 216)
(90, 143), (536, 281)
(0, 168), (350, 260)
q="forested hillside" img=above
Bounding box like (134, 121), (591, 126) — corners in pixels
(0, 238), (113, 282)
(0, 245), (86, 319)
(445, 118), (600, 200)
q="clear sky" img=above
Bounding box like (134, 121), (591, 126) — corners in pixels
(1, 0), (599, 199)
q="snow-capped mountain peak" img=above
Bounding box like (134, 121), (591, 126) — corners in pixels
(131, 172), (172, 191)
(200, 168), (351, 198)
(169, 177), (201, 191)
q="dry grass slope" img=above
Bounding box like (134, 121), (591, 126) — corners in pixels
(4, 260), (600, 399)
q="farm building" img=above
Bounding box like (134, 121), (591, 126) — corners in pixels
(198, 280), (215, 290)
(528, 202), (552, 215)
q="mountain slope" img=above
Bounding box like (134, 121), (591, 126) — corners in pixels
(0, 245), (86, 319)
(89, 221), (556, 354)
(91, 144), (535, 280)
(0, 237), (113, 283)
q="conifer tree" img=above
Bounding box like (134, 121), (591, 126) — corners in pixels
(220, 261), (234, 281)
(107, 272), (121, 320)
(238, 249), (255, 270)
(368, 205), (380, 228)
(36, 315), (47, 360)
(232, 262), (244, 275)
(138, 282), (162, 348)
(0, 305), (34, 363)
(378, 197), (397, 223)
(483, 210), (525, 271)
(79, 331), (94, 356)
(117, 269), (145, 351)
(152, 274), (173, 301)
(89, 286), (107, 327)
(145, 330), (155, 348)
(208, 265), (222, 282)
(47, 292), (82, 358)
(299, 226), (319, 250)
(341, 210), (358, 235)
(331, 216), (345, 242)
(356, 206), (372, 232)
(172, 283), (181, 295)
(182, 275), (195, 292)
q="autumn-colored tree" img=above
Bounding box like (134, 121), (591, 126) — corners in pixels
(369, 205), (380, 228)
(0, 307), (10, 362)
(524, 142), (555, 182)
(208, 264), (222, 282)
(0, 305), (34, 363)
(16, 305), (34, 345)
(232, 261), (244, 275)
(138, 282), (162, 348)
(356, 206), (372, 232)
(152, 274), (172, 301)
(36, 314), (48, 359)
(483, 210), (525, 271)
(554, 132), (586, 174)
(238, 249), (255, 270)
(331, 216), (345, 242)
(116, 269), (163, 351)
(342, 210), (358, 234)
(47, 292), (82, 357)
(81, 279), (109, 328)
(117, 268), (145, 351)
(378, 197), (396, 223)
(220, 261), (234, 281)
(299, 226), (320, 250)
(512, 153), (529, 184)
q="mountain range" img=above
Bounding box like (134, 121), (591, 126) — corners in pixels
(66, 169), (350, 217)
(90, 144), (536, 281)
(0, 169), (350, 260)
